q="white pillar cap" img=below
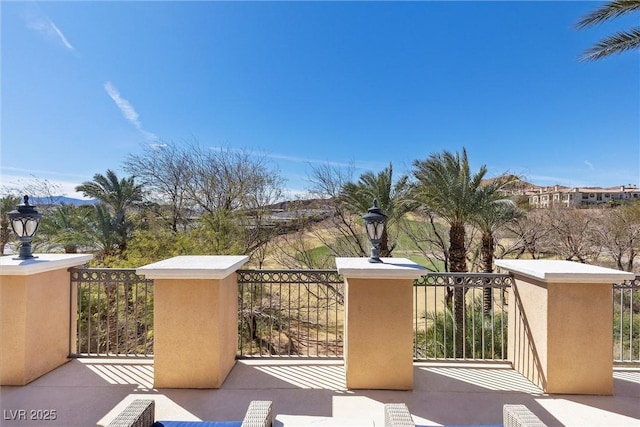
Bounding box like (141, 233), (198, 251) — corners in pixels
(0, 254), (93, 275)
(495, 259), (635, 283)
(136, 255), (249, 279)
(336, 257), (426, 279)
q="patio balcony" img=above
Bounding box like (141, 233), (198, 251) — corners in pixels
(1, 255), (639, 426)
(1, 358), (638, 426)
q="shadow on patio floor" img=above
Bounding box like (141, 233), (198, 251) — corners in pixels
(1, 359), (638, 427)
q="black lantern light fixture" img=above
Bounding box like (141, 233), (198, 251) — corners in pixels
(362, 199), (387, 263)
(8, 195), (42, 260)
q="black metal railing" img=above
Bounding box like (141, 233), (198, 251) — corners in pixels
(237, 269), (344, 358)
(413, 272), (512, 361)
(70, 266), (638, 364)
(70, 267), (153, 357)
(236, 269), (512, 361)
(613, 275), (640, 363)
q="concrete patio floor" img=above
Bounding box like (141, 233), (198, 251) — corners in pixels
(1, 358), (638, 427)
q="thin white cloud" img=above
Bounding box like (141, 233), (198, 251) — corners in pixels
(267, 152), (387, 173)
(104, 82), (139, 125)
(48, 21), (74, 50)
(26, 14), (75, 51)
(281, 187), (312, 201)
(104, 81), (157, 140)
(0, 173), (90, 200)
(149, 143), (168, 150)
(584, 160), (594, 169)
(209, 146), (383, 171)
(1, 166), (90, 180)
(265, 152), (354, 168)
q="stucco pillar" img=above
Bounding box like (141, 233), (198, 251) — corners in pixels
(495, 259), (634, 395)
(336, 257), (426, 390)
(137, 255), (248, 389)
(0, 254), (93, 385)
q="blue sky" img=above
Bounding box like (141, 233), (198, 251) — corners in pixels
(1, 1), (638, 199)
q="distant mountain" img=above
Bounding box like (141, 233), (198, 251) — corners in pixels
(31, 196), (98, 206)
(481, 177), (541, 196)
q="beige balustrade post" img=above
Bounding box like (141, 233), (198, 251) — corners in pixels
(495, 259), (634, 395)
(136, 255), (248, 389)
(336, 257), (426, 390)
(0, 254), (93, 385)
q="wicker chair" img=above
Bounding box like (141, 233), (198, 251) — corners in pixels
(503, 405), (547, 427)
(107, 399), (273, 427)
(383, 403), (547, 427)
(384, 403), (415, 427)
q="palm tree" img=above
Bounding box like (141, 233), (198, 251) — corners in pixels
(76, 170), (143, 254)
(412, 149), (486, 272)
(412, 148), (488, 357)
(38, 204), (92, 253)
(472, 181), (521, 314)
(577, 0), (640, 60)
(339, 163), (411, 257)
(76, 169), (143, 214)
(85, 204), (127, 258)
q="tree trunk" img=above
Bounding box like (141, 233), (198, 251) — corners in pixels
(105, 283), (119, 354)
(481, 231), (494, 316)
(626, 248), (635, 272)
(453, 285), (466, 358)
(449, 222), (467, 358)
(449, 223), (467, 273)
(379, 229), (391, 258)
(0, 226), (10, 256)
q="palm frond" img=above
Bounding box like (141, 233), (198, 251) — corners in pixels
(412, 147), (492, 225)
(576, 0), (640, 29)
(581, 28), (640, 60)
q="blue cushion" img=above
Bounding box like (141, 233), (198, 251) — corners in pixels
(153, 422), (242, 427)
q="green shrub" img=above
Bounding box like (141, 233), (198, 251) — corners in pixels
(414, 296), (507, 360)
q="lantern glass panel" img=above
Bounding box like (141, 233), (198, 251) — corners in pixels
(11, 219), (24, 236)
(366, 220), (384, 241)
(365, 222), (376, 240)
(25, 219), (38, 236)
